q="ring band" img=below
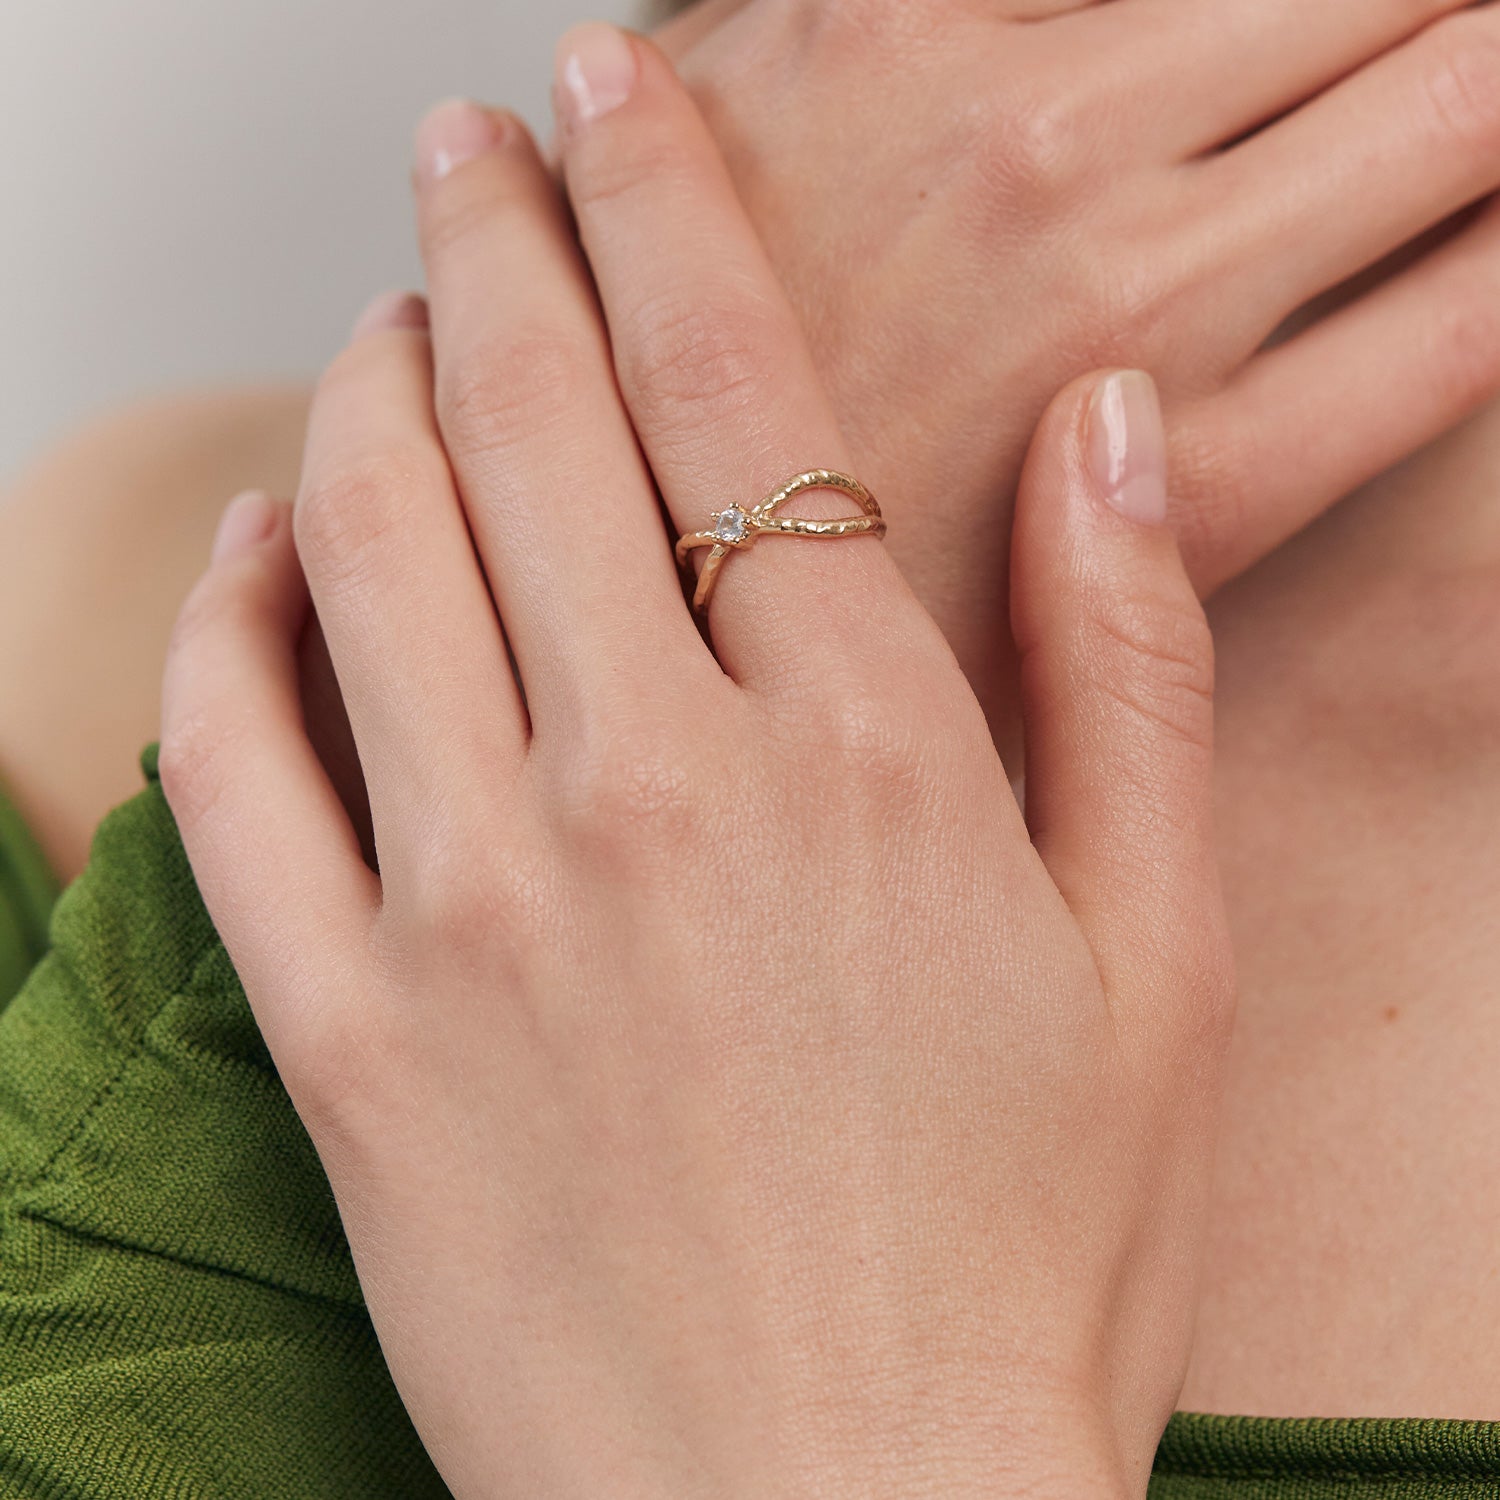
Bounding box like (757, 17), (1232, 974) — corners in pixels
(674, 469), (886, 614)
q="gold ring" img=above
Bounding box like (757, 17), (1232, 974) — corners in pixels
(674, 469), (886, 614)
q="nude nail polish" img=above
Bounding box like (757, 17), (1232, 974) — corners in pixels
(212, 490), (276, 564)
(1086, 370), (1167, 525)
(351, 290), (429, 341)
(415, 99), (508, 186)
(555, 24), (639, 131)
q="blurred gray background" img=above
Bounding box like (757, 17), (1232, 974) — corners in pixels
(0, 0), (643, 480)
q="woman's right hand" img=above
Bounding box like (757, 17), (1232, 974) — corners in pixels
(659, 0), (1500, 740)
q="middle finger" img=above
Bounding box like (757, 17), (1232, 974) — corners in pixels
(413, 103), (708, 724)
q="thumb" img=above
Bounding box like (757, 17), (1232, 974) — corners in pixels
(1010, 370), (1232, 1043)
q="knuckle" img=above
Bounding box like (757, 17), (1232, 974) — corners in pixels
(294, 454), (424, 591)
(568, 132), (685, 217)
(619, 293), (779, 425)
(1421, 16), (1500, 151)
(1427, 286), (1500, 414)
(554, 722), (704, 860)
(401, 839), (547, 963)
(441, 325), (598, 456)
(1083, 587), (1216, 756)
(806, 676), (933, 794)
(159, 581), (254, 828)
(1096, 234), (1211, 362)
(962, 85), (1095, 227)
(999, 95), (1079, 189)
(157, 707), (236, 830)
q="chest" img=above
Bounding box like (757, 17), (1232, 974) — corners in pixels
(1177, 553), (1500, 1420)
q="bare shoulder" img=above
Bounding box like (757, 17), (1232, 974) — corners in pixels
(0, 385), (312, 881)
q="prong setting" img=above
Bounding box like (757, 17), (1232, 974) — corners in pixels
(712, 506), (750, 545)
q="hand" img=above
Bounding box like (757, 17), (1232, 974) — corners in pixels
(656, 0), (1500, 742)
(161, 31), (1230, 1500)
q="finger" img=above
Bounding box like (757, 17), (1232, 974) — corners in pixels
(1011, 372), (1229, 1035)
(295, 292), (527, 861)
(554, 24), (922, 692)
(297, 613), (376, 868)
(1095, 0), (1471, 158)
(412, 105), (706, 724)
(1208, 9), (1500, 321)
(160, 491), (378, 1051)
(1171, 199), (1500, 591)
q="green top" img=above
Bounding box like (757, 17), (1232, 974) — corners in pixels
(0, 779), (57, 1009)
(0, 752), (1494, 1498)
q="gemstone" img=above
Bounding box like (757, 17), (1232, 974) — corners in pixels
(713, 506), (749, 544)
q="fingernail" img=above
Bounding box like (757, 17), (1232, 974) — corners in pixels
(1086, 370), (1167, 525)
(212, 490), (277, 564)
(555, 24), (638, 131)
(415, 99), (509, 186)
(351, 290), (429, 341)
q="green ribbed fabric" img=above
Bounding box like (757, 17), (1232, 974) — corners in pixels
(0, 751), (1495, 1496)
(1152, 1414), (1500, 1496)
(0, 778), (57, 1011)
(0, 749), (448, 1498)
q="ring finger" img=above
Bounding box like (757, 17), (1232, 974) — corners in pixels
(553, 24), (927, 691)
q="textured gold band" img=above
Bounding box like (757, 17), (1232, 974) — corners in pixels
(675, 469), (886, 614)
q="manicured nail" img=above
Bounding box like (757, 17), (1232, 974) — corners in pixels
(351, 290), (429, 341)
(415, 99), (509, 186)
(1086, 370), (1167, 525)
(555, 24), (638, 131)
(212, 490), (277, 564)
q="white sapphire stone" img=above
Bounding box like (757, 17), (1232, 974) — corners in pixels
(712, 506), (749, 544)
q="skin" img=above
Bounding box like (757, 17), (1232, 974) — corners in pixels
(159, 35), (1232, 1496)
(1180, 409), (1500, 1418)
(0, 388), (308, 877)
(2, 0), (1498, 1424)
(653, 0), (1500, 750)
(13, 0), (1500, 855)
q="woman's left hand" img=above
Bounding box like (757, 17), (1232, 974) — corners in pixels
(161, 27), (1231, 1500)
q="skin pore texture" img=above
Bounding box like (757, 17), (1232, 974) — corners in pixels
(160, 46), (1234, 1492)
(1183, 407), (1500, 1418)
(2, 0), (1499, 1426)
